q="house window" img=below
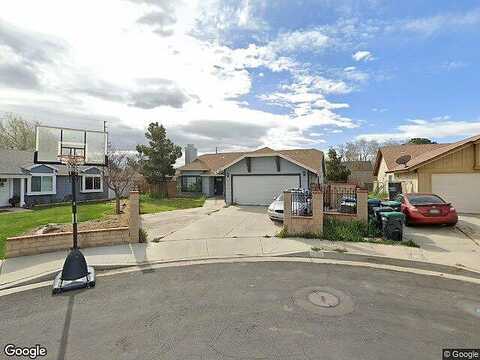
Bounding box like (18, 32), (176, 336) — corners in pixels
(28, 175), (55, 195)
(181, 176), (202, 192)
(82, 175), (103, 193)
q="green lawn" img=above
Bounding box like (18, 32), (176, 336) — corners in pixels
(140, 194), (206, 214)
(0, 196), (207, 258)
(0, 202), (114, 259)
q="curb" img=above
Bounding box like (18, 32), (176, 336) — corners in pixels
(1, 250), (480, 292)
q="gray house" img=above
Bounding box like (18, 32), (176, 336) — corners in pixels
(0, 150), (108, 208)
(177, 146), (325, 205)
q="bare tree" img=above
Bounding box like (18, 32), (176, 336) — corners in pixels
(103, 150), (138, 214)
(0, 113), (38, 150)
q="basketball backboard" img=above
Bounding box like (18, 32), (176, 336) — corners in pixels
(35, 125), (108, 166)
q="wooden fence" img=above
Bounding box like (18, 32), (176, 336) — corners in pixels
(137, 177), (177, 198)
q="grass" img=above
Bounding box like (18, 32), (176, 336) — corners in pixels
(276, 218), (418, 248)
(139, 194), (206, 215)
(0, 201), (114, 258)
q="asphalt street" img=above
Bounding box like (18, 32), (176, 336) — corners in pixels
(1, 262), (479, 360)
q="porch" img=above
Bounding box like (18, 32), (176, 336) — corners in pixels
(0, 177), (26, 208)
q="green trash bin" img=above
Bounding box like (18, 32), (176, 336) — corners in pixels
(380, 200), (401, 212)
(381, 212), (405, 241)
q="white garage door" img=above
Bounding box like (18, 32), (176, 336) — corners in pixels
(232, 175), (300, 205)
(432, 173), (480, 213)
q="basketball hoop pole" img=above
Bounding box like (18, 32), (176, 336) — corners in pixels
(70, 166), (79, 249)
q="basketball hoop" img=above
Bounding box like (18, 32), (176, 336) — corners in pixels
(34, 125), (107, 294)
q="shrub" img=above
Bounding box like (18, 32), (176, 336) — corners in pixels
(277, 226), (289, 238)
(139, 228), (148, 243)
(323, 218), (367, 242)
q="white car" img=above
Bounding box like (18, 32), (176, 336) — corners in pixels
(268, 190), (312, 221)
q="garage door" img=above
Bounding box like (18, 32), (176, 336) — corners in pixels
(232, 175), (300, 205)
(431, 173), (480, 213)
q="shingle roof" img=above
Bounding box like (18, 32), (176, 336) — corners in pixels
(0, 150), (34, 175)
(0, 149), (103, 176)
(373, 144), (447, 175)
(389, 134), (480, 172)
(177, 148), (324, 174)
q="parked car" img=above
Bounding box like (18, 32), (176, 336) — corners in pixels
(268, 189), (311, 221)
(339, 196), (356, 214)
(395, 193), (458, 226)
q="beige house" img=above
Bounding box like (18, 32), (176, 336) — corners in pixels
(373, 134), (480, 213)
(343, 161), (375, 188)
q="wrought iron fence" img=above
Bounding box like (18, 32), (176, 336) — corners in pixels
(290, 191), (313, 217)
(322, 184), (357, 214)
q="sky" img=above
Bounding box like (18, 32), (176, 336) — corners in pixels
(1, 0), (480, 156)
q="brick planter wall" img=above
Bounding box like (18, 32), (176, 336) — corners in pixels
(6, 227), (130, 258)
(5, 190), (141, 258)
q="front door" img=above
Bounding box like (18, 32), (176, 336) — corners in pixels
(0, 178), (10, 207)
(214, 177), (224, 196)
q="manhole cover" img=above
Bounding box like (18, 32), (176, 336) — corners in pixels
(457, 300), (480, 318)
(308, 290), (339, 308)
(294, 286), (354, 316)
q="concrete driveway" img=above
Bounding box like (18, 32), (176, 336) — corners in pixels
(403, 214), (480, 254)
(142, 200), (282, 242)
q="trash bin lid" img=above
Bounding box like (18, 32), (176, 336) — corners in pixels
(373, 206), (393, 213)
(381, 211), (406, 221)
(381, 200), (401, 207)
(368, 199), (381, 206)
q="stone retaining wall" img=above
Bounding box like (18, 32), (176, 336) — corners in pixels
(6, 227), (130, 258)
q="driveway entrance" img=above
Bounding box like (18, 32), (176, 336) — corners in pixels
(142, 203), (281, 242)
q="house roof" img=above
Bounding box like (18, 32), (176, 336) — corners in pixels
(389, 133), (480, 173)
(0, 149), (102, 176)
(177, 147), (324, 175)
(0, 150), (33, 175)
(373, 144), (447, 176)
(343, 161), (373, 172)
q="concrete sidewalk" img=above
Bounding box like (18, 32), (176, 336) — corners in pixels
(1, 234), (480, 290)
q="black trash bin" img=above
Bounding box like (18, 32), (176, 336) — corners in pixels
(381, 212), (406, 241)
(372, 206), (394, 228)
(368, 199), (381, 216)
(380, 200), (401, 212)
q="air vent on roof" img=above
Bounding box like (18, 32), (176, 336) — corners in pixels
(395, 154), (411, 167)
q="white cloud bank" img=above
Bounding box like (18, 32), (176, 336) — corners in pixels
(357, 117), (480, 142)
(0, 0), (365, 152)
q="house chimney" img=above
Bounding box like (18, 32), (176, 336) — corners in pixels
(185, 144), (198, 165)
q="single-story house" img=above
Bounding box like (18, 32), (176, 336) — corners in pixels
(373, 134), (480, 213)
(177, 146), (325, 205)
(0, 150), (109, 208)
(343, 161), (375, 188)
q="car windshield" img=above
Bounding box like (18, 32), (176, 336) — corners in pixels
(407, 194), (445, 205)
(275, 194), (284, 201)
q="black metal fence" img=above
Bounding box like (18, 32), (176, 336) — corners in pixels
(290, 191), (313, 217)
(322, 184), (357, 214)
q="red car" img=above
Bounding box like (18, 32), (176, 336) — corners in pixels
(395, 193), (458, 226)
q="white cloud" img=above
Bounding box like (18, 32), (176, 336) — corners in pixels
(399, 8), (480, 36)
(352, 50), (373, 62)
(0, 0), (364, 151)
(357, 117), (480, 142)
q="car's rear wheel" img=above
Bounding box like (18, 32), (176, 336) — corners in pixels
(404, 213), (412, 227)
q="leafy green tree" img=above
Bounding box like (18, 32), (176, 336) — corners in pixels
(407, 138), (436, 144)
(136, 122), (182, 182)
(326, 148), (350, 182)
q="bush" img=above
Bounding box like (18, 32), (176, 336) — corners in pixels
(323, 218), (367, 242)
(8, 195), (20, 207)
(139, 228), (148, 243)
